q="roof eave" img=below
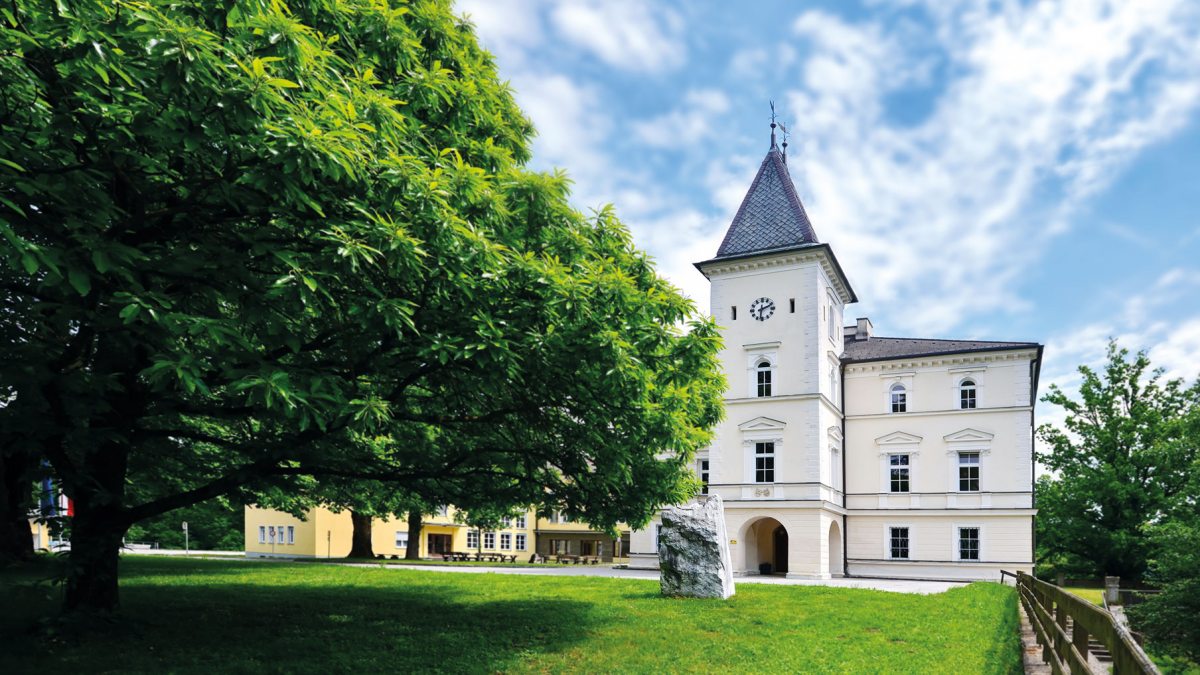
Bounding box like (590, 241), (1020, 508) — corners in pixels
(694, 243), (859, 304)
(841, 343), (1043, 365)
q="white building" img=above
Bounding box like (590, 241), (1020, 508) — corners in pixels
(629, 130), (1042, 581)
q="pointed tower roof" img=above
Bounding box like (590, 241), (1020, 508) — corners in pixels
(715, 143), (819, 259)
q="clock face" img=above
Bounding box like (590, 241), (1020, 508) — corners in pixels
(750, 297), (776, 321)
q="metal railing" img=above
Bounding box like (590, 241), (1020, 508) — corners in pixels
(1006, 570), (1159, 674)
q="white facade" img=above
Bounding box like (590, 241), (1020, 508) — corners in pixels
(629, 140), (1040, 582)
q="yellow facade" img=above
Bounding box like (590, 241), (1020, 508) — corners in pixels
(244, 505), (629, 561)
(245, 505), (539, 559)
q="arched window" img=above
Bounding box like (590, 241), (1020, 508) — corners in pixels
(890, 383), (907, 413)
(959, 379), (977, 409)
(756, 359), (772, 397)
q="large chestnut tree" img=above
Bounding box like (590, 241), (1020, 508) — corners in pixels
(0, 0), (723, 612)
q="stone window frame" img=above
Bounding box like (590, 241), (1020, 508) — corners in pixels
(959, 377), (978, 409)
(885, 524), (912, 560)
(743, 343), (779, 399)
(954, 523), (984, 561)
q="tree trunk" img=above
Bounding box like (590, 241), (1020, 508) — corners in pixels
(405, 510), (422, 560)
(64, 496), (128, 612)
(0, 450), (36, 561)
(347, 511), (374, 559)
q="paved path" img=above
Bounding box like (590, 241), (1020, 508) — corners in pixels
(336, 561), (964, 594)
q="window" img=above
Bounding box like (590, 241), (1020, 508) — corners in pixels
(258, 526), (266, 544)
(756, 360), (772, 397)
(653, 525), (661, 550)
(731, 306), (737, 320)
(483, 532), (495, 549)
(395, 531), (409, 549)
(699, 459), (710, 494)
(958, 452), (980, 492)
(889, 527), (910, 559)
(278, 525), (285, 543)
(500, 533), (512, 550)
(549, 538), (569, 554)
(754, 442), (775, 483)
(959, 527), (980, 561)
(467, 530), (479, 549)
(436, 505), (449, 517)
(827, 297), (838, 341)
(889, 454), (910, 493)
(789, 298), (795, 313)
(515, 514), (526, 529)
(960, 379), (977, 409)
(890, 383), (907, 413)
(515, 534), (527, 551)
(287, 526), (295, 545)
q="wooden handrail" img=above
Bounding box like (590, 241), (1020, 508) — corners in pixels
(1006, 570), (1160, 674)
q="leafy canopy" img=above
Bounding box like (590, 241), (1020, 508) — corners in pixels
(0, 0), (723, 594)
(1036, 341), (1198, 580)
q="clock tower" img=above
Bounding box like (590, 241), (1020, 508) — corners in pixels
(630, 124), (857, 579)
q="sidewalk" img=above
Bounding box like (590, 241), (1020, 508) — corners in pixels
(330, 560), (965, 594)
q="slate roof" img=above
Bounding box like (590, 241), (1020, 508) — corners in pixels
(841, 336), (1040, 364)
(715, 146), (818, 258)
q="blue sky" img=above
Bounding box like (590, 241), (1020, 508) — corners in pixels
(455, 0), (1200, 398)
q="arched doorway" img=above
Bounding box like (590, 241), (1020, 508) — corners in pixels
(773, 525), (789, 575)
(741, 517), (788, 575)
(828, 520), (843, 577)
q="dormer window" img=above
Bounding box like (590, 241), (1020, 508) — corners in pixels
(756, 360), (772, 397)
(890, 383), (907, 413)
(959, 379), (977, 409)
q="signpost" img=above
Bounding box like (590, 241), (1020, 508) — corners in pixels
(182, 521), (189, 556)
(326, 530), (331, 559)
(269, 526), (276, 554)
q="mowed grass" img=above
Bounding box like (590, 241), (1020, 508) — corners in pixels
(1, 556), (1021, 674)
(1064, 586), (1105, 606)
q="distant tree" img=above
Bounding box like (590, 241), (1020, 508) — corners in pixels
(0, 0), (722, 613)
(1128, 411), (1200, 664)
(1036, 342), (1198, 580)
(124, 498), (243, 551)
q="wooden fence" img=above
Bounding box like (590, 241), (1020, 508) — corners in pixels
(1002, 570), (1159, 674)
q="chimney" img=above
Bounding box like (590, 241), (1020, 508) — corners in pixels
(855, 317), (873, 341)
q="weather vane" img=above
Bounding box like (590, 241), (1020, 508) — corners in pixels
(769, 101), (790, 161)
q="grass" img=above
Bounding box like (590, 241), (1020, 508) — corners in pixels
(1, 556), (1022, 674)
(1064, 586), (1105, 606)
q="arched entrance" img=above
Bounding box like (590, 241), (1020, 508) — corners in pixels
(741, 517), (788, 575)
(828, 520), (843, 577)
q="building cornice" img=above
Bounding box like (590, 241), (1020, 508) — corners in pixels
(843, 348), (1039, 374)
(695, 243), (857, 304)
(843, 405), (1032, 421)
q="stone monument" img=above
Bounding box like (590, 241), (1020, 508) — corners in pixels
(657, 494), (735, 599)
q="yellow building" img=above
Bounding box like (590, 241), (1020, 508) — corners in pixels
(534, 511), (629, 562)
(244, 505), (629, 562)
(245, 505), (536, 559)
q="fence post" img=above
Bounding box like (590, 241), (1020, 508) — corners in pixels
(1104, 576), (1121, 605)
(1072, 620), (1090, 672)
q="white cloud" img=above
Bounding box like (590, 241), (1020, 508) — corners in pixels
(550, 1), (686, 74)
(631, 89), (731, 148)
(778, 1), (1200, 336)
(456, 0), (545, 69)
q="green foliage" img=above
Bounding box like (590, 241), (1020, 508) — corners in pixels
(1128, 442), (1200, 665)
(124, 498), (243, 550)
(0, 0), (723, 607)
(1036, 341), (1198, 580)
(1, 557), (1023, 674)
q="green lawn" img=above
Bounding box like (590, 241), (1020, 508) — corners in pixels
(1, 556), (1022, 674)
(1065, 586), (1105, 605)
